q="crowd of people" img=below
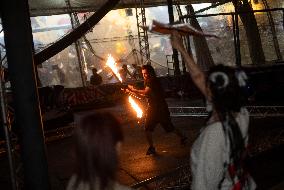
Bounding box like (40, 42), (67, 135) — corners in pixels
(67, 31), (256, 190)
(88, 64), (143, 86)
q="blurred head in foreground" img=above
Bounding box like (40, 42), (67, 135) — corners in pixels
(74, 112), (123, 190)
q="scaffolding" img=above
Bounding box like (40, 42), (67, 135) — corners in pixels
(0, 41), (21, 190)
(135, 0), (151, 65)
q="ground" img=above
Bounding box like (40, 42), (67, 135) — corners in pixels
(0, 99), (283, 189)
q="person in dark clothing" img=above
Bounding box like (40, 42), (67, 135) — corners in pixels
(90, 68), (102, 86)
(127, 65), (187, 155)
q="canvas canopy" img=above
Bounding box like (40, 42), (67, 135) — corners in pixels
(29, 0), (220, 16)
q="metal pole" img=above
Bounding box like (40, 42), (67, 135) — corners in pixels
(232, 0), (241, 67)
(262, 0), (282, 60)
(180, 8), (284, 19)
(232, 14), (239, 66)
(66, 0), (86, 87)
(0, 53), (18, 190)
(135, 0), (151, 65)
(166, 55), (170, 75)
(235, 13), (242, 67)
(1, 0), (50, 189)
(167, 0), (181, 76)
(185, 5), (194, 71)
(74, 40), (86, 87)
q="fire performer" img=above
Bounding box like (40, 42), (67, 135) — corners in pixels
(127, 65), (188, 155)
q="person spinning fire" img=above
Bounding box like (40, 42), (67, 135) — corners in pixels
(127, 64), (188, 155)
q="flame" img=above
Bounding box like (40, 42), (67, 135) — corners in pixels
(105, 54), (142, 118)
(106, 54), (123, 82)
(128, 96), (143, 118)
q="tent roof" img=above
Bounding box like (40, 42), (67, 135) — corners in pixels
(29, 0), (220, 16)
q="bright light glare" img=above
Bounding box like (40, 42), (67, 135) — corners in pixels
(128, 96), (143, 118)
(106, 54), (122, 82)
(192, 3), (212, 11)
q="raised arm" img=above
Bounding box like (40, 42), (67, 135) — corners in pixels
(127, 85), (150, 97)
(170, 31), (209, 99)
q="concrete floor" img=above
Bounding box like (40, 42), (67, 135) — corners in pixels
(0, 99), (283, 189)
(46, 102), (203, 189)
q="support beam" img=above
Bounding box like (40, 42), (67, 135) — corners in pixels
(195, 1), (229, 14)
(34, 0), (120, 65)
(0, 52), (17, 190)
(262, 0), (282, 60)
(1, 0), (50, 189)
(167, 0), (181, 75)
(135, 0), (151, 65)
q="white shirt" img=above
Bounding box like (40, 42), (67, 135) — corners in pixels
(190, 108), (256, 190)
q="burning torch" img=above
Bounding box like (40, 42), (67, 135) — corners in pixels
(106, 54), (143, 119)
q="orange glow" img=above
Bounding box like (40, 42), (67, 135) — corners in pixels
(106, 54), (123, 82)
(128, 96), (143, 118)
(250, 1), (264, 13)
(115, 42), (126, 54)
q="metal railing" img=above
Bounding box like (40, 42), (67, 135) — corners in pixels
(131, 164), (191, 190)
(169, 106), (284, 117)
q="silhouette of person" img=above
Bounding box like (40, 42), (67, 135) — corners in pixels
(90, 68), (102, 86)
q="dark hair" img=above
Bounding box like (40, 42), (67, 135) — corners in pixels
(142, 65), (156, 78)
(207, 65), (246, 113)
(92, 68), (97, 73)
(74, 112), (123, 190)
(207, 64), (247, 176)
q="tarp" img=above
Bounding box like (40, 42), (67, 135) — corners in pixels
(28, 0), (218, 16)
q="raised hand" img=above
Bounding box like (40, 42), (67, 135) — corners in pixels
(128, 85), (134, 91)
